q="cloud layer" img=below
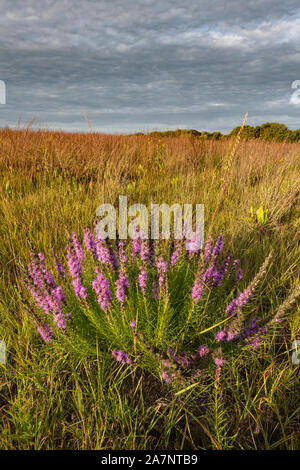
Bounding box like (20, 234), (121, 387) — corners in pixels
(0, 0), (300, 132)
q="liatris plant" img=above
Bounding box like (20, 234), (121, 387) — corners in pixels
(21, 228), (299, 388)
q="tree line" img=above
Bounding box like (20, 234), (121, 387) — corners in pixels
(134, 122), (300, 142)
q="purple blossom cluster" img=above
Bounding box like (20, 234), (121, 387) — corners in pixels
(192, 235), (243, 303)
(186, 236), (201, 259)
(235, 268), (243, 282)
(118, 240), (127, 266)
(37, 324), (53, 342)
(83, 227), (97, 259)
(140, 238), (150, 263)
(138, 265), (147, 293)
(92, 267), (111, 312)
(115, 270), (130, 304)
(153, 255), (168, 299)
(96, 237), (118, 270)
(25, 252), (68, 340)
(25, 231), (246, 347)
(225, 287), (253, 316)
(52, 250), (66, 279)
(28, 252), (56, 290)
(72, 232), (84, 263)
(111, 349), (132, 364)
(216, 317), (266, 350)
(131, 237), (141, 258)
(203, 237), (213, 264)
(23, 228), (279, 385)
(214, 357), (226, 370)
(170, 240), (182, 266)
(211, 234), (224, 258)
(131, 227), (141, 261)
(67, 234), (87, 300)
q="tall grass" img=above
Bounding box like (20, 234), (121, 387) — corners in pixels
(0, 127), (299, 449)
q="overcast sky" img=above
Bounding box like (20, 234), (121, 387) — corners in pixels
(0, 0), (300, 133)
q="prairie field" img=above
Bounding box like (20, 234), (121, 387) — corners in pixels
(0, 127), (299, 450)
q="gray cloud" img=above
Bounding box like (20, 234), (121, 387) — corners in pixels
(0, 0), (300, 132)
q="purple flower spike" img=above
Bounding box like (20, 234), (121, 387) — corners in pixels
(236, 268), (243, 282)
(225, 287), (252, 316)
(192, 235), (229, 303)
(152, 281), (159, 299)
(111, 350), (132, 364)
(186, 236), (201, 257)
(170, 240), (181, 266)
(27, 257), (44, 289)
(67, 243), (87, 300)
(211, 253), (233, 287)
(72, 278), (88, 300)
(83, 227), (97, 258)
(191, 279), (204, 303)
(118, 240), (127, 266)
(138, 265), (147, 293)
(72, 232), (84, 263)
(67, 244), (82, 279)
(155, 256), (168, 298)
(52, 250), (66, 279)
(37, 324), (53, 342)
(96, 238), (118, 270)
(203, 237), (213, 264)
(115, 270), (130, 304)
(131, 230), (141, 261)
(92, 267), (111, 312)
(140, 239), (150, 263)
(25, 253), (68, 332)
(52, 285), (65, 307)
(197, 345), (210, 357)
(211, 234), (224, 258)
(216, 330), (227, 341)
(214, 357), (226, 370)
(157, 256), (168, 274)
